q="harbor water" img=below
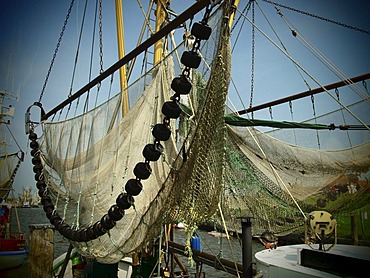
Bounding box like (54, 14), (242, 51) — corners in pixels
(1, 207), (265, 277)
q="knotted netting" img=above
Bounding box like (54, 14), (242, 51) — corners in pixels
(35, 1), (370, 264)
(217, 125), (370, 236)
(38, 5), (229, 263)
(0, 155), (18, 198)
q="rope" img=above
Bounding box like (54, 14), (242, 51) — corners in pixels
(218, 202), (241, 278)
(5, 124), (23, 153)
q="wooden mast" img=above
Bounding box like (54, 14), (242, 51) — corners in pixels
(115, 0), (129, 116)
(154, 0), (168, 65)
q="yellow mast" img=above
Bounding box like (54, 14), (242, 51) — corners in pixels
(229, 0), (240, 29)
(154, 0), (168, 65)
(115, 0), (129, 117)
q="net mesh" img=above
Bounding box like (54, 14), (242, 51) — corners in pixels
(217, 126), (370, 236)
(36, 3), (370, 264)
(0, 155), (17, 199)
(39, 5), (228, 263)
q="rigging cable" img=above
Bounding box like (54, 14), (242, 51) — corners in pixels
(276, 11), (370, 105)
(255, 0), (311, 90)
(39, 0), (75, 103)
(236, 9), (370, 131)
(262, 0), (370, 35)
(249, 0), (255, 116)
(310, 94), (321, 149)
(83, 0), (100, 115)
(68, 0), (89, 99)
(5, 124), (23, 154)
(288, 101), (297, 145)
(68, 0), (89, 118)
(335, 88), (353, 147)
(227, 2), (251, 112)
(218, 202), (241, 278)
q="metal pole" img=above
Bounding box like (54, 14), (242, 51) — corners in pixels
(240, 216), (253, 278)
(237, 72), (370, 115)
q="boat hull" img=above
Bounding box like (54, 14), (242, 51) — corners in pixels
(53, 251), (132, 278)
(0, 238), (28, 270)
(0, 249), (28, 270)
(255, 244), (370, 278)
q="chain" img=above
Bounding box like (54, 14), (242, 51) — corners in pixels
(310, 94), (321, 149)
(263, 0), (370, 35)
(231, 1), (252, 33)
(182, 3), (214, 79)
(39, 0), (75, 103)
(249, 1), (255, 112)
(99, 0), (104, 74)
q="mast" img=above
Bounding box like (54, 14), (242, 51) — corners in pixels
(115, 0), (129, 117)
(154, 0), (168, 65)
(228, 0), (240, 29)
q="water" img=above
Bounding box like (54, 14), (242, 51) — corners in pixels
(2, 207), (264, 277)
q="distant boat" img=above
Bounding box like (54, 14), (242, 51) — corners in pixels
(0, 200), (28, 270)
(0, 91), (27, 270)
(18, 187), (32, 208)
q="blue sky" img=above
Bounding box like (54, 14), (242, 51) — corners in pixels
(1, 0), (369, 195)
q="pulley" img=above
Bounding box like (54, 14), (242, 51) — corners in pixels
(25, 102), (46, 134)
(307, 211), (336, 236)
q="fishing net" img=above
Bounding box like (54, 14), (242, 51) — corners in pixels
(38, 5), (228, 263)
(217, 126), (370, 236)
(0, 155), (18, 199)
(35, 3), (370, 264)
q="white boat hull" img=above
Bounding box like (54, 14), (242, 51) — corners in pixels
(255, 244), (370, 278)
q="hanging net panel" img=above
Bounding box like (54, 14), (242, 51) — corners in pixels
(216, 125), (370, 236)
(0, 155), (18, 199)
(38, 6), (228, 263)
